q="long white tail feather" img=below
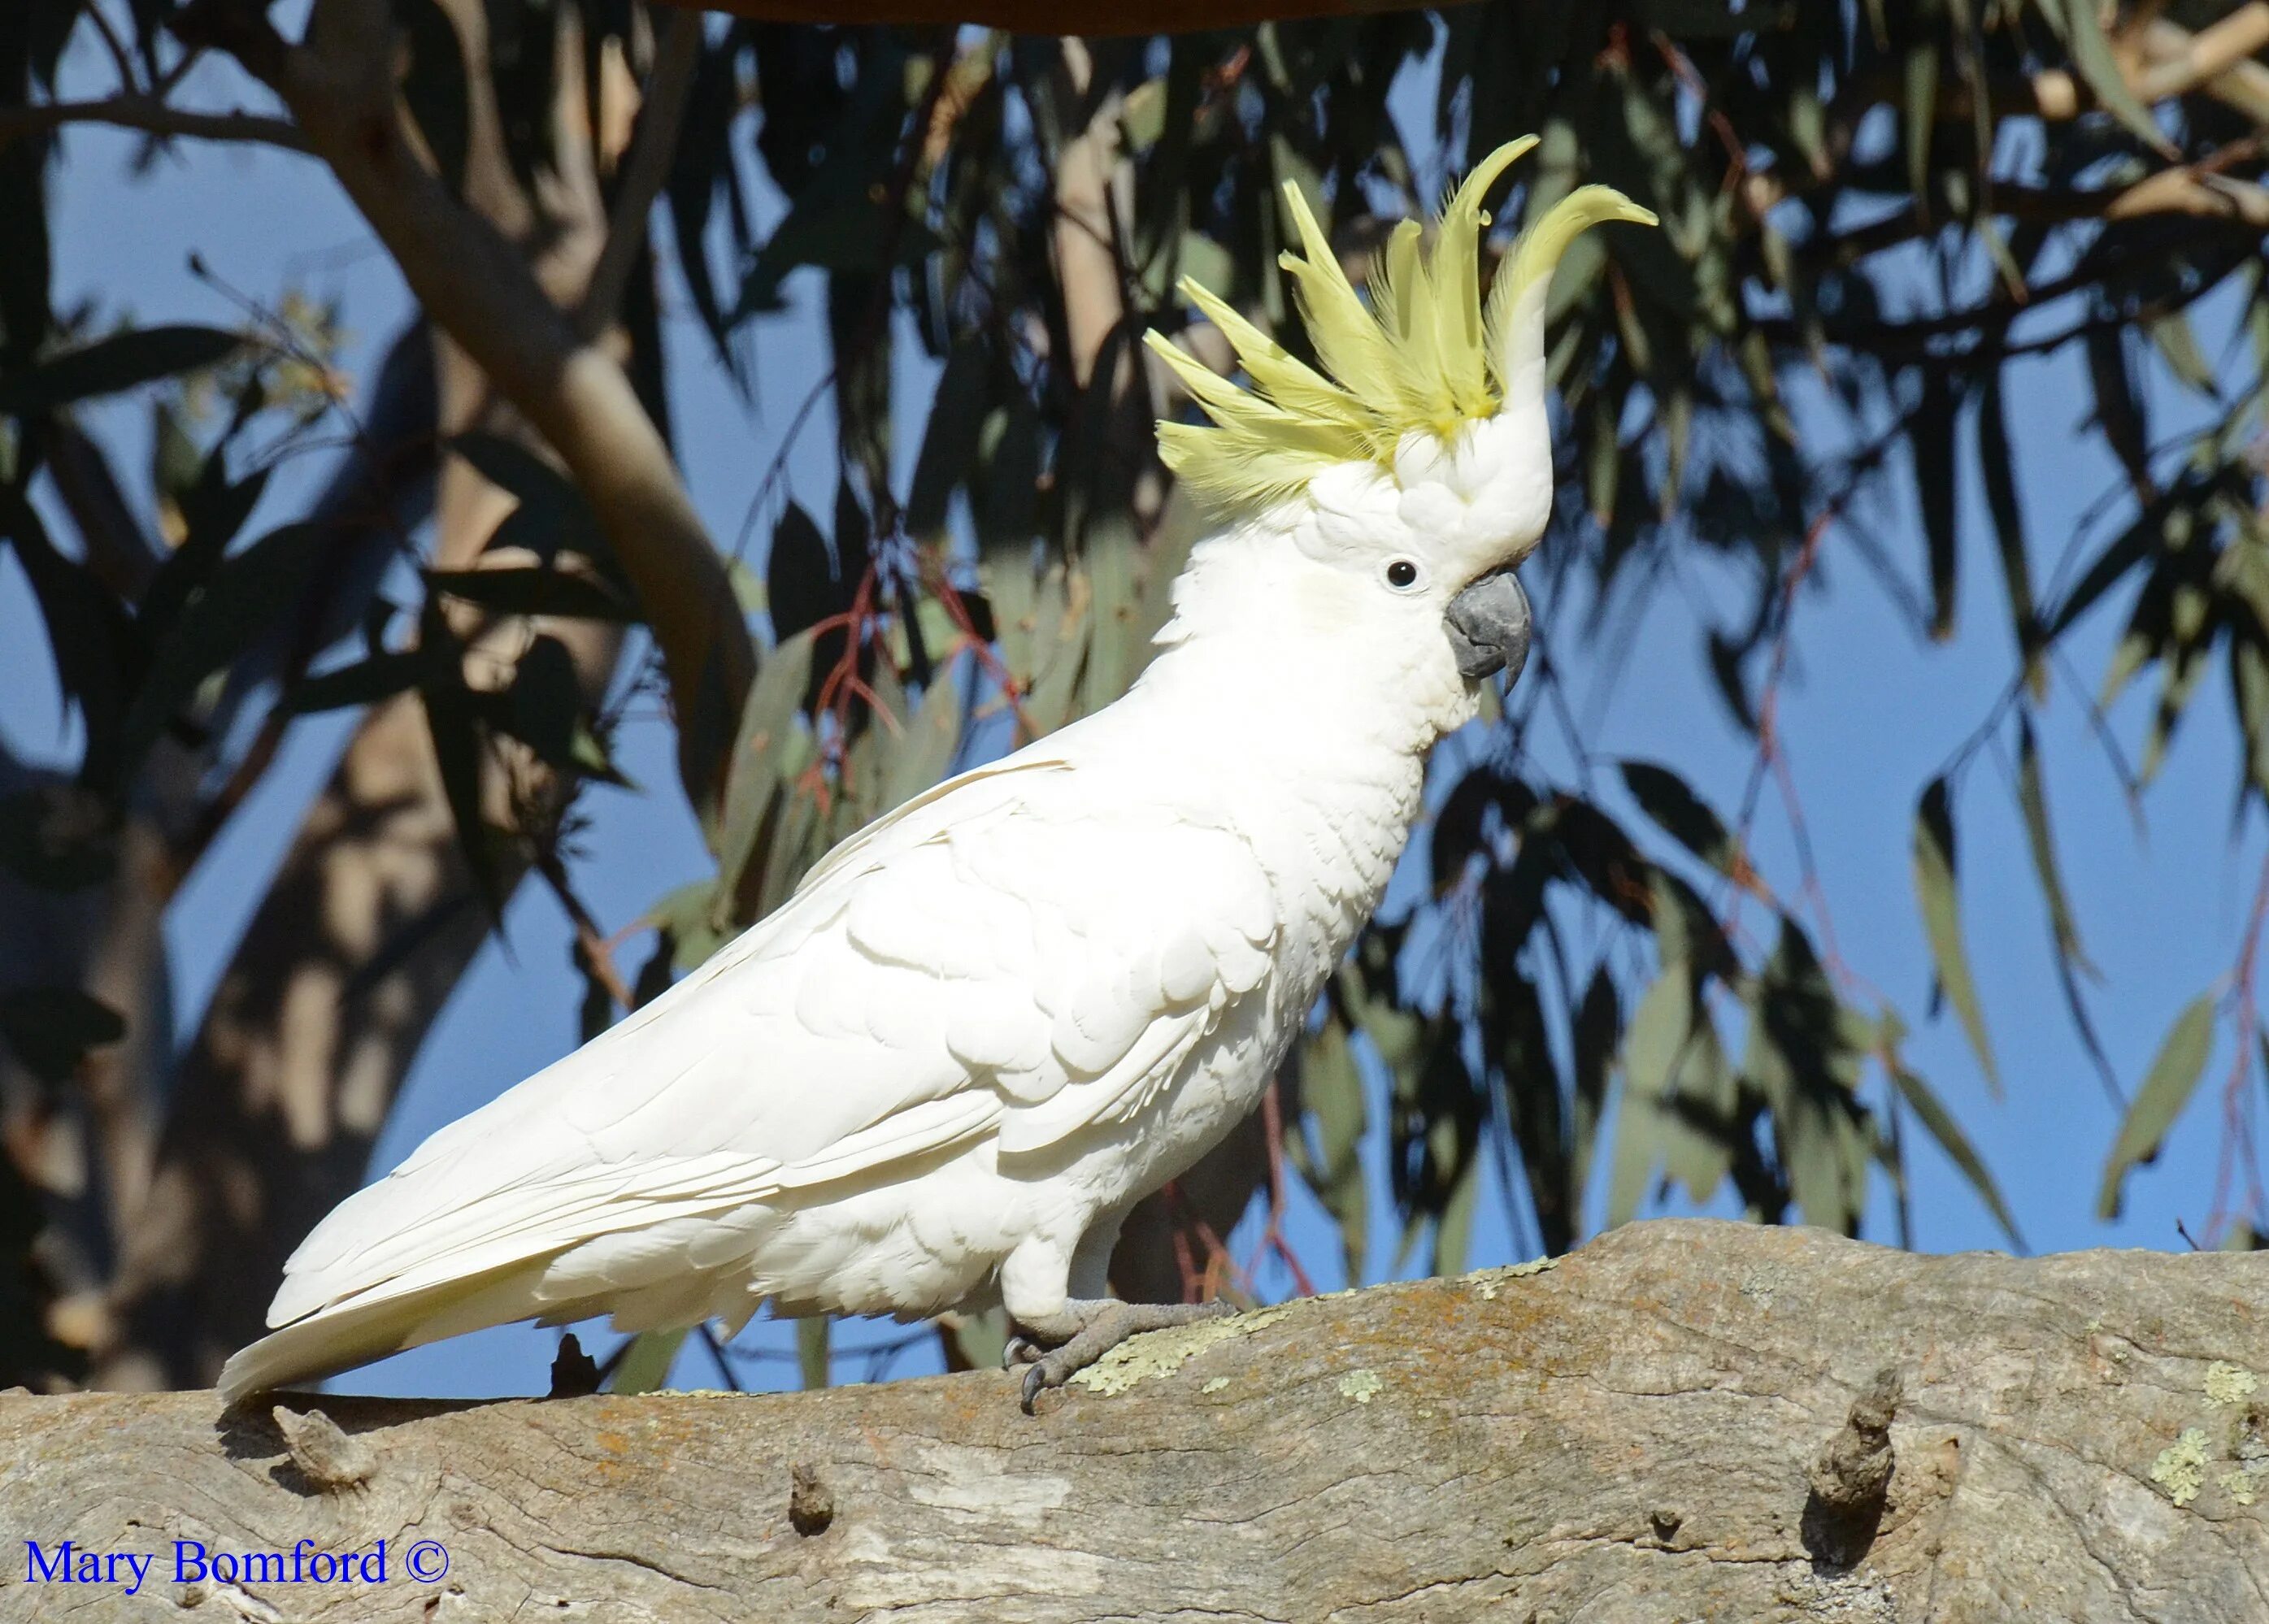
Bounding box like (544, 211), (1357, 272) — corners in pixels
(220, 1259), (563, 1401)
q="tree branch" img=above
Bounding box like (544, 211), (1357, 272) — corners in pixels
(576, 11), (702, 341)
(206, 0), (754, 817)
(0, 97), (309, 153)
(7, 1222), (2265, 1619)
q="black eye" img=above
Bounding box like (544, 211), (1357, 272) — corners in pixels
(1385, 559), (1420, 589)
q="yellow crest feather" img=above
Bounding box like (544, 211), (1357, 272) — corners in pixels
(1149, 138), (1657, 515)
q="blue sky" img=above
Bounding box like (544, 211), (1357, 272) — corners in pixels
(2, 28), (2250, 1398)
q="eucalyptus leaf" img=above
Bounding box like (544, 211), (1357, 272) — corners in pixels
(284, 650), (423, 714)
(1912, 777), (1997, 1093)
(1621, 760), (1738, 876)
(0, 323), (242, 415)
(0, 986), (126, 1085)
(2097, 993), (2215, 1220)
(1893, 1064), (2022, 1248)
(118, 522), (331, 784)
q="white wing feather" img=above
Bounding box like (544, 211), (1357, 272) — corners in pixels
(235, 742), (1278, 1390)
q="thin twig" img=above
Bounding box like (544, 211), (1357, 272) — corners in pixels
(83, 3), (144, 97)
(537, 849), (638, 1011)
(1252, 1079), (1318, 1300)
(0, 96), (309, 153)
(2209, 847), (2269, 1234)
(1723, 414), (1913, 949)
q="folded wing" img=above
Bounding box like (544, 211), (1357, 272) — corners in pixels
(224, 747), (1278, 1396)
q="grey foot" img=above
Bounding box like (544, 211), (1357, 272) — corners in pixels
(1012, 1298), (1234, 1413)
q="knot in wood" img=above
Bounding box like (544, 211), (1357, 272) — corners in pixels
(1810, 1366), (1902, 1513)
(272, 1405), (376, 1492)
(789, 1461), (835, 1536)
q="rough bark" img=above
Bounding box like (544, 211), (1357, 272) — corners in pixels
(8, 1220), (2267, 1621)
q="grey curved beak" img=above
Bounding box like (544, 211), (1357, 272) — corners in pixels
(1444, 569), (1532, 684)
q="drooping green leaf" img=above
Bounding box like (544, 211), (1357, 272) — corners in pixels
(645, 878), (727, 975)
(2, 496), (138, 783)
(767, 502), (842, 642)
(881, 665), (967, 814)
(798, 1315), (831, 1391)
(0, 323), (242, 415)
(907, 339), (989, 538)
(1433, 1150), (1481, 1278)
(1744, 917), (1868, 1233)
(1585, 389), (1621, 523)
(726, 558), (766, 616)
(283, 651), (424, 714)
(418, 607), (510, 927)
(1607, 967), (1691, 1227)
(1911, 777), (1997, 1093)
(1914, 371), (1958, 640)
(2146, 311), (2217, 398)
(1570, 965), (1619, 1201)
(1620, 760), (1738, 876)
(2084, 324), (2153, 498)
(2042, 0), (2175, 155)
(1891, 1063), (2022, 1248)
(117, 521), (331, 784)
(0, 987), (126, 1085)
(1976, 374), (2041, 691)
(488, 634), (619, 783)
(1902, 44), (1937, 213)
(140, 461), (270, 636)
(715, 629), (818, 919)
(454, 432), (606, 564)
(608, 1330), (688, 1395)
(1660, 1016), (1737, 1196)
(2015, 713), (2093, 972)
(2230, 632), (2269, 804)
(2045, 495), (2159, 641)
(0, 787), (115, 892)
(396, 0), (472, 194)
(2097, 992), (2216, 1220)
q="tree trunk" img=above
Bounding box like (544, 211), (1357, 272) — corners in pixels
(91, 3), (678, 1392)
(7, 1220), (2263, 1621)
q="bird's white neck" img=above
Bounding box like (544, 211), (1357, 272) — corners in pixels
(1045, 527), (1470, 970)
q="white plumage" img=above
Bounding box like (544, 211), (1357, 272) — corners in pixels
(220, 142), (1650, 1401)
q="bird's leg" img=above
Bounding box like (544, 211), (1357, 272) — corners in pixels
(1011, 1298), (1235, 1411)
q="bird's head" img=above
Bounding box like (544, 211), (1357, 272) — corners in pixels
(1145, 139), (1654, 720)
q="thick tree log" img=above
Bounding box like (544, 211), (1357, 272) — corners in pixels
(6, 1220), (2267, 1619)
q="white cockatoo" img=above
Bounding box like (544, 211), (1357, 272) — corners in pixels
(221, 140), (1653, 1409)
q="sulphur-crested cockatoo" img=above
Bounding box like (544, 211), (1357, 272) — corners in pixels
(221, 139), (1653, 1409)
